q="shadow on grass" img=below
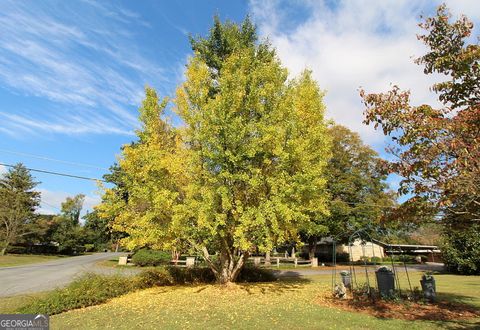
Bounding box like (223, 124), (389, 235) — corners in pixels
(272, 270), (304, 278)
(235, 276), (312, 295)
(166, 273), (314, 296)
(437, 292), (480, 308)
(194, 286), (208, 293)
(429, 319), (480, 330)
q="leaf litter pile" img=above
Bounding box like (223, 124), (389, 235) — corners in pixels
(316, 292), (480, 321)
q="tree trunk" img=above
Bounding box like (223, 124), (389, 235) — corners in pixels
(216, 254), (246, 284)
(194, 240), (248, 284)
(0, 242), (7, 256)
(265, 251), (271, 266)
(308, 238), (317, 260)
(172, 250), (180, 265)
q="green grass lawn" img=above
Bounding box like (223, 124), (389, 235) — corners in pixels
(51, 274), (480, 330)
(0, 254), (66, 267)
(0, 293), (48, 313)
(96, 259), (121, 268)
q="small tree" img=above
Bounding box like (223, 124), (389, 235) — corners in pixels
(361, 5), (479, 222)
(60, 195), (85, 226)
(360, 5), (479, 274)
(52, 194), (85, 254)
(95, 163), (130, 252)
(83, 210), (113, 251)
(0, 163), (40, 255)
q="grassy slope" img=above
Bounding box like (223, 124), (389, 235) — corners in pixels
(0, 293), (48, 313)
(0, 254), (64, 267)
(52, 274), (480, 330)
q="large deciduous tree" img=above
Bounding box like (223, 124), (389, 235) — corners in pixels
(360, 5), (480, 273)
(99, 17), (331, 283)
(0, 163), (40, 255)
(302, 125), (396, 259)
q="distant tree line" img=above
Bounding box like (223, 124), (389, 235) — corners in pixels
(0, 164), (114, 255)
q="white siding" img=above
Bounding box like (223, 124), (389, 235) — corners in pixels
(337, 240), (385, 261)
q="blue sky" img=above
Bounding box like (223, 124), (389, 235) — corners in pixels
(0, 0), (478, 215)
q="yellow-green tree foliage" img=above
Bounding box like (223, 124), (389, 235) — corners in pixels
(97, 88), (186, 251)
(98, 18), (331, 283)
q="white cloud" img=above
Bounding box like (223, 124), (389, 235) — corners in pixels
(0, 164), (6, 176)
(0, 1), (166, 137)
(0, 112), (134, 136)
(249, 0), (479, 147)
(37, 188), (101, 221)
(447, 0), (480, 22)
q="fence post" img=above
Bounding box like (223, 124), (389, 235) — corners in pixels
(276, 257), (280, 268)
(118, 256), (128, 266)
(294, 258), (298, 268)
(311, 257), (318, 267)
(186, 257), (195, 268)
(254, 257), (261, 267)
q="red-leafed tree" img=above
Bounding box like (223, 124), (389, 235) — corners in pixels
(360, 5), (480, 274)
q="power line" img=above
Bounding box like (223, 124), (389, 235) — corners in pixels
(0, 162), (106, 183)
(0, 162), (443, 214)
(0, 148), (109, 171)
(40, 200), (61, 212)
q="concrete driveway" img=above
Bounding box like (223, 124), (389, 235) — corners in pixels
(0, 252), (128, 297)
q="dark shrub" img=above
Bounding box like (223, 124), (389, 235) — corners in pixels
(399, 255), (415, 263)
(336, 252), (350, 262)
(6, 246), (27, 254)
(384, 255), (396, 261)
(136, 269), (174, 288)
(18, 274), (136, 315)
(385, 255), (416, 263)
(237, 266), (276, 282)
(29, 244), (59, 254)
(167, 267), (216, 284)
(57, 245), (86, 255)
(442, 224), (480, 275)
(131, 249), (171, 266)
(299, 252), (309, 259)
(370, 256), (382, 264)
(165, 266), (276, 284)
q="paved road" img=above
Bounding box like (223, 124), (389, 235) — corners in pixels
(0, 252), (128, 297)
